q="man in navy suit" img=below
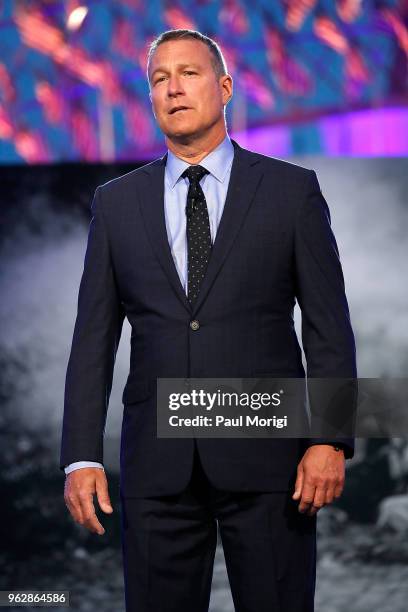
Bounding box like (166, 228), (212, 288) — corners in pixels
(61, 29), (356, 611)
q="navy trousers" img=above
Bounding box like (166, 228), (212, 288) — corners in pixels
(120, 441), (316, 611)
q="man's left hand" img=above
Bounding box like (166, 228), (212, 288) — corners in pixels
(292, 445), (345, 516)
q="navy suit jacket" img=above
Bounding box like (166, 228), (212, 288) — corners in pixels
(60, 139), (357, 497)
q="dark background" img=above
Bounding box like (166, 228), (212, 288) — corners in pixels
(1, 158), (408, 611)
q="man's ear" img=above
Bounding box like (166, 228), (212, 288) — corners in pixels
(221, 74), (233, 106)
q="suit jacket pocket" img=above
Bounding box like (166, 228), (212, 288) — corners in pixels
(122, 379), (153, 405)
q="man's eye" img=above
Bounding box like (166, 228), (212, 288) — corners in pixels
(154, 71), (195, 84)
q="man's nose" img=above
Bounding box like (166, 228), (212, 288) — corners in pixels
(167, 75), (184, 96)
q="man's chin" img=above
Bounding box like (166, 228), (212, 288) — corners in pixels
(164, 127), (198, 143)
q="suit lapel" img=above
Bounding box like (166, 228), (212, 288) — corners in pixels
(139, 154), (193, 314)
(138, 139), (264, 316)
(191, 140), (264, 315)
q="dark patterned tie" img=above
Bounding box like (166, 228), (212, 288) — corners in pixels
(181, 165), (212, 305)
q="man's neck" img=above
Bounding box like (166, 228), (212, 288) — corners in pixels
(165, 129), (227, 164)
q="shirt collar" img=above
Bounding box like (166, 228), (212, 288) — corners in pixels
(166, 134), (234, 189)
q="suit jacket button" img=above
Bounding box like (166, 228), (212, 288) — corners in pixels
(190, 320), (200, 331)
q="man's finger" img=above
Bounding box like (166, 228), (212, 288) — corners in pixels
(333, 481), (344, 498)
(292, 465), (304, 500)
(65, 495), (85, 525)
(312, 484), (326, 510)
(306, 482), (328, 515)
(325, 486), (336, 505)
(83, 512), (105, 535)
(95, 474), (113, 514)
(298, 481), (316, 513)
(78, 493), (105, 535)
(64, 481), (85, 524)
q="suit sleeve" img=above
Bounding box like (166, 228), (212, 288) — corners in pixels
(60, 186), (125, 470)
(294, 170), (357, 459)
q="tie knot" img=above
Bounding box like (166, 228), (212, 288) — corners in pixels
(181, 165), (209, 185)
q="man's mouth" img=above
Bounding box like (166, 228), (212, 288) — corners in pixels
(169, 106), (190, 114)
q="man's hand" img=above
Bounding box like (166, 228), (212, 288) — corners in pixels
(64, 468), (113, 535)
(292, 445), (345, 516)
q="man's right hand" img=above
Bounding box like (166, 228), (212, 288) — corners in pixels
(64, 468), (113, 535)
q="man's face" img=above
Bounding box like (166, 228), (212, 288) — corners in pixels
(148, 39), (231, 141)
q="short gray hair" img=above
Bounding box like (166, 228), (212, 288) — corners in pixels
(146, 29), (228, 83)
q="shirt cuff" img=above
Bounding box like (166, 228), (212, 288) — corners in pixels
(64, 461), (105, 475)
